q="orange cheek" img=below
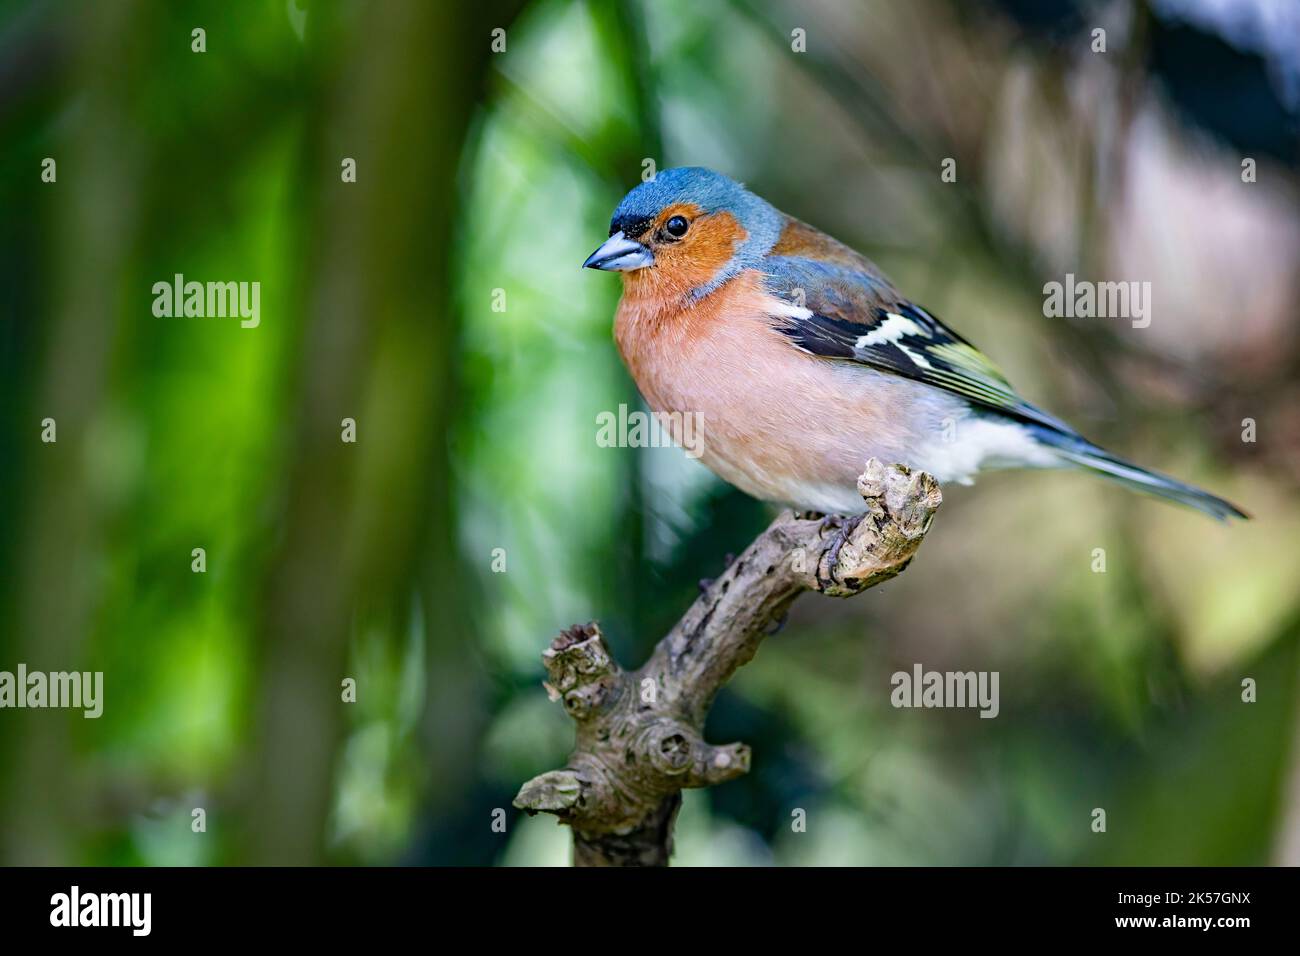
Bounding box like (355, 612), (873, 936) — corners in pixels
(625, 211), (748, 300)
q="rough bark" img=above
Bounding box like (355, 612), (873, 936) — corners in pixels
(514, 459), (943, 866)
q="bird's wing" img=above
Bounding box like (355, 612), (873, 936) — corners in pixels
(760, 254), (1077, 435)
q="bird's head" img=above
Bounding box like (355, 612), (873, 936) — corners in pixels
(583, 167), (783, 300)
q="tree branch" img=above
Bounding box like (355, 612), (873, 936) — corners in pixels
(513, 460), (942, 866)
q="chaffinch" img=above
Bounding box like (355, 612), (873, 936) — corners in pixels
(583, 167), (1246, 520)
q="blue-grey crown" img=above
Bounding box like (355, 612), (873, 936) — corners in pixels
(609, 167), (782, 296)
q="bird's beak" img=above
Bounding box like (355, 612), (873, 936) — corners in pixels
(583, 231), (653, 271)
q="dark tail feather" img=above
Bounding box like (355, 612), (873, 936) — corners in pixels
(1030, 429), (1249, 521)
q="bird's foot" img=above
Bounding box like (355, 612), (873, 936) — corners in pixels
(818, 513), (865, 588)
(815, 513), (851, 537)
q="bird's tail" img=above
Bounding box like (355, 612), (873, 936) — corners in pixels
(1029, 428), (1248, 521)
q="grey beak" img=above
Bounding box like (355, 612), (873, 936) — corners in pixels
(583, 231), (653, 271)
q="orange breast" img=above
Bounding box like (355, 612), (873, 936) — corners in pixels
(613, 270), (930, 509)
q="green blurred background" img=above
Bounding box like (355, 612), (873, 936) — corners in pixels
(1, 0), (1298, 866)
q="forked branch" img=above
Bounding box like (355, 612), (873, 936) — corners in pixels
(513, 459), (942, 866)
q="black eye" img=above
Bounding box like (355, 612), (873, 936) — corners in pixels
(664, 215), (689, 238)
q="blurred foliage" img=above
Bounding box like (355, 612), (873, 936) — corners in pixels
(1, 0), (1298, 866)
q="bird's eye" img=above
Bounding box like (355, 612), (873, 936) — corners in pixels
(664, 215), (689, 239)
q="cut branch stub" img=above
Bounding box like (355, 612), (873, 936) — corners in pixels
(513, 460), (942, 865)
(519, 622), (749, 837)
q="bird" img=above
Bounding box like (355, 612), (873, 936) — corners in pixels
(583, 166), (1246, 521)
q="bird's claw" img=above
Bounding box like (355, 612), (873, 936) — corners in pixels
(816, 513), (850, 537)
(818, 513), (865, 588)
